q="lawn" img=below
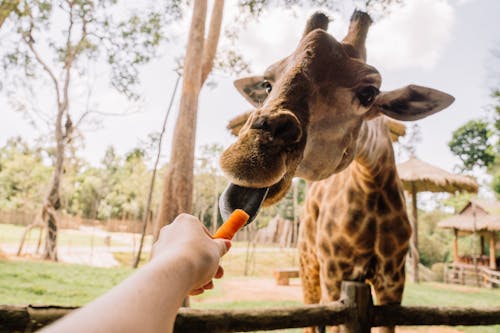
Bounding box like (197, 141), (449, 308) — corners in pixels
(403, 283), (500, 333)
(0, 259), (132, 306)
(1, 258), (499, 332)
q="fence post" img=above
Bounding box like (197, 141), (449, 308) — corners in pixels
(339, 281), (372, 333)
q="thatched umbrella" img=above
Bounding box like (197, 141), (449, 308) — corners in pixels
(396, 156), (479, 282)
(438, 200), (500, 270)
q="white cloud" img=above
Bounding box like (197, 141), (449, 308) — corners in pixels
(228, 1), (455, 74)
(229, 5), (350, 74)
(368, 0), (455, 70)
(234, 7), (307, 73)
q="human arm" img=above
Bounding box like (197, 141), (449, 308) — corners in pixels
(40, 214), (230, 333)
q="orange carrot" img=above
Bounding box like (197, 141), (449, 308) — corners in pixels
(213, 209), (250, 240)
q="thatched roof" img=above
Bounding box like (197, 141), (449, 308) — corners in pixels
(396, 156), (478, 193)
(438, 214), (500, 232)
(461, 199), (500, 215)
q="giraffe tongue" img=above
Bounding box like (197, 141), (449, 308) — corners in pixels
(219, 183), (269, 224)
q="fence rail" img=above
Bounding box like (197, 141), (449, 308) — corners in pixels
(444, 263), (500, 287)
(0, 209), (146, 234)
(2, 282), (500, 333)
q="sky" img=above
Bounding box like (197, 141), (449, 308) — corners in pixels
(0, 0), (499, 187)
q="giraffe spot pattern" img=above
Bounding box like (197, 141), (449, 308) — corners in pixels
(332, 236), (353, 257)
(378, 236), (397, 257)
(376, 194), (391, 215)
(345, 207), (365, 234)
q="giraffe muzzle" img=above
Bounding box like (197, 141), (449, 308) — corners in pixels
(219, 183), (269, 224)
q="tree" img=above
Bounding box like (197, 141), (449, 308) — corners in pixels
(3, 1), (171, 260)
(448, 120), (495, 171)
(0, 137), (51, 211)
(490, 89), (500, 196)
(154, 0), (225, 239)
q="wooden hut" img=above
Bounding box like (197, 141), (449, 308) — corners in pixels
(396, 156), (478, 282)
(438, 199), (500, 287)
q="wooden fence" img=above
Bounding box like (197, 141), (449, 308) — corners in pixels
(2, 281), (500, 332)
(444, 263), (500, 288)
(0, 209), (146, 234)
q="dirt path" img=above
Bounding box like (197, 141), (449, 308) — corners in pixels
(207, 277), (303, 303)
(1, 244), (121, 267)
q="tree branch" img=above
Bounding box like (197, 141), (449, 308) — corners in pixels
(61, 0), (75, 114)
(25, 32), (61, 107)
(200, 0), (224, 85)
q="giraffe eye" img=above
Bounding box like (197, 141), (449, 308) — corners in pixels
(357, 86), (379, 107)
(263, 80), (272, 94)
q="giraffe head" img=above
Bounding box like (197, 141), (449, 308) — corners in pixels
(220, 11), (454, 211)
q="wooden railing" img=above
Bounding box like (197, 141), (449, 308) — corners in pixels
(2, 282), (500, 333)
(444, 263), (500, 287)
(405, 262), (439, 282)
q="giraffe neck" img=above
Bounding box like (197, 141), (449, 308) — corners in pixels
(352, 117), (398, 188)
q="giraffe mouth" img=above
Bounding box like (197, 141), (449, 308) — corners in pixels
(219, 183), (269, 224)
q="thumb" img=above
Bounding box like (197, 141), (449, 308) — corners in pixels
(213, 238), (231, 257)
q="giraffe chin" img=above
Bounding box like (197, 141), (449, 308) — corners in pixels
(218, 183), (269, 224)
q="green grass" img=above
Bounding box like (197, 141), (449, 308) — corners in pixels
(403, 282), (500, 307)
(402, 282), (500, 333)
(0, 259), (132, 306)
(1, 246), (500, 332)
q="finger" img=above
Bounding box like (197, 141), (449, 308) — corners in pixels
(202, 226), (213, 239)
(202, 281), (214, 290)
(174, 213), (199, 226)
(213, 238), (231, 257)
(189, 288), (204, 296)
(214, 265), (224, 279)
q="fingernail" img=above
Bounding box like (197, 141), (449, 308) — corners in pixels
(224, 240), (232, 250)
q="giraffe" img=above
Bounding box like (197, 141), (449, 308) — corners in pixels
(219, 11), (454, 332)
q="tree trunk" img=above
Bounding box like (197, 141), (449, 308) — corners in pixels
(410, 184), (419, 283)
(153, 0), (207, 239)
(153, 0), (224, 239)
(43, 106), (66, 261)
(16, 210), (42, 256)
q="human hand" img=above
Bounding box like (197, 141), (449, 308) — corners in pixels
(151, 214), (231, 295)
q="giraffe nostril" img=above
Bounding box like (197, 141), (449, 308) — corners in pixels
(273, 116), (301, 143)
(251, 111), (302, 144)
(251, 116), (271, 132)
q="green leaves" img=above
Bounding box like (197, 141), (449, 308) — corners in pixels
(0, 137), (51, 210)
(448, 87), (499, 196)
(448, 119), (495, 170)
(2, 1), (179, 100)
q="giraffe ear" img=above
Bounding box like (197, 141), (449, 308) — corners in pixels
(227, 110), (253, 136)
(234, 76), (268, 107)
(369, 85), (455, 121)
